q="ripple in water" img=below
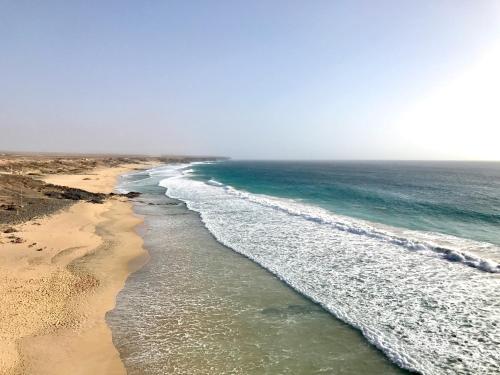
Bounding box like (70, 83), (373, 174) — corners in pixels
(160, 166), (500, 375)
(108, 169), (407, 374)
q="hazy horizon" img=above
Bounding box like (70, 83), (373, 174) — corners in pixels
(3, 149), (500, 163)
(2, 1), (500, 160)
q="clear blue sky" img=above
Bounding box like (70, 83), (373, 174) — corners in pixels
(1, 1), (500, 159)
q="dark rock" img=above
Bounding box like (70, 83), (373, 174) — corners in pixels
(44, 191), (64, 199)
(87, 198), (104, 204)
(1, 204), (18, 211)
(44, 188), (106, 203)
(3, 227), (18, 234)
(123, 191), (141, 198)
(61, 190), (85, 200)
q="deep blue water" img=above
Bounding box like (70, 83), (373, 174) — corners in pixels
(192, 161), (500, 246)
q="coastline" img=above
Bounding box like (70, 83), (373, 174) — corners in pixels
(108, 164), (407, 374)
(0, 164), (153, 374)
(158, 161), (500, 374)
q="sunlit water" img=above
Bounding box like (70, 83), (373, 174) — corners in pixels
(109, 162), (500, 374)
(107, 169), (406, 374)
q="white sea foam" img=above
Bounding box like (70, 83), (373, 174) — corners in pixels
(199, 179), (500, 273)
(227, 185), (499, 273)
(207, 179), (224, 187)
(148, 163), (190, 177)
(116, 164), (190, 194)
(157, 168), (500, 375)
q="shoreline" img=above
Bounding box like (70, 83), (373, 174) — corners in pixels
(108, 164), (407, 374)
(0, 163), (154, 374)
(159, 162), (500, 375)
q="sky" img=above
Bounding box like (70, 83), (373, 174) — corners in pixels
(1, 0), (500, 160)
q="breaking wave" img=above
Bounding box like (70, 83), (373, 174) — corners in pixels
(153, 165), (500, 375)
(216, 182), (500, 273)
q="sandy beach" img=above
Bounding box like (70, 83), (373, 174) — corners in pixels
(0, 160), (154, 374)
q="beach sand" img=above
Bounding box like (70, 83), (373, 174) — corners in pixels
(0, 163), (152, 374)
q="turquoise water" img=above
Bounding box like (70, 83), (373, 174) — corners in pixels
(111, 162), (500, 374)
(108, 171), (406, 374)
(192, 161), (500, 246)
(159, 161), (500, 374)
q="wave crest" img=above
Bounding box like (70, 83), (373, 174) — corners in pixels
(215, 184), (500, 273)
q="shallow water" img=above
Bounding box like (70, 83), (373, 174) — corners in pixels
(107, 172), (406, 374)
(109, 163), (500, 375)
(161, 163), (499, 375)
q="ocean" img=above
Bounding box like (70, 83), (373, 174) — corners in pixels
(109, 161), (500, 375)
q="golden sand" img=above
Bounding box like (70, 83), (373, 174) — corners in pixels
(0, 164), (152, 374)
